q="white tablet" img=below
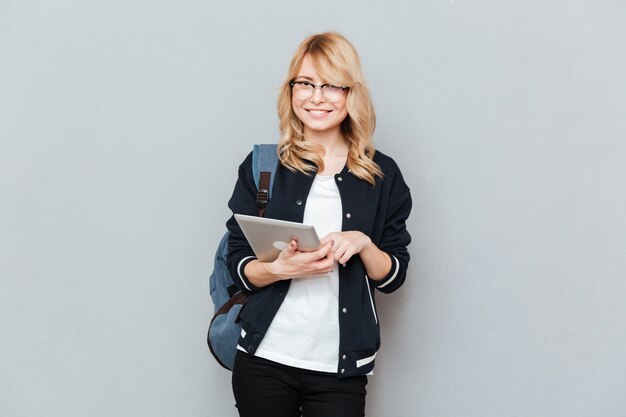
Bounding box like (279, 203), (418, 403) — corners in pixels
(234, 214), (321, 262)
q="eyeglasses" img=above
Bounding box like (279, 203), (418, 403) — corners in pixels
(289, 80), (348, 102)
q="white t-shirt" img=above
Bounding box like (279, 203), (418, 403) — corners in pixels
(254, 174), (342, 372)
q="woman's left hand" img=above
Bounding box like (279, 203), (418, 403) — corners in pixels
(320, 231), (372, 265)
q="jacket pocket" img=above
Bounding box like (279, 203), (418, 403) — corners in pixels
(364, 275), (378, 324)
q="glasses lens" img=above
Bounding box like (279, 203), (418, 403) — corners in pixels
(292, 82), (313, 99)
(291, 82), (346, 102)
(322, 85), (344, 102)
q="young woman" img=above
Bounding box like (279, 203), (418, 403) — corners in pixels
(225, 32), (412, 417)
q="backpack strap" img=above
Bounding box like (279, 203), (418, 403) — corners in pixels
(252, 144), (279, 217)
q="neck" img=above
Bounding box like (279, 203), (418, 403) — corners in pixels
(303, 127), (348, 156)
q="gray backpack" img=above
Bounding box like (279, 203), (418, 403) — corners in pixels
(207, 144), (278, 370)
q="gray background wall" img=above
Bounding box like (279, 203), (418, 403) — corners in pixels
(1, 1), (625, 416)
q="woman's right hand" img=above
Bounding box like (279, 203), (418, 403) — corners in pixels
(266, 239), (335, 279)
(244, 240), (335, 288)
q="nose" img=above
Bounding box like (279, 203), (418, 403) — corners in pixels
(309, 87), (325, 104)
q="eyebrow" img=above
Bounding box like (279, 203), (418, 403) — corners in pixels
(294, 75), (315, 81)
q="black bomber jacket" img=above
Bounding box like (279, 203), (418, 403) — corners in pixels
(226, 149), (412, 377)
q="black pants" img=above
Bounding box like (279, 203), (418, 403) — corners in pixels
(232, 351), (367, 417)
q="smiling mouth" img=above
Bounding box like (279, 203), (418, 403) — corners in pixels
(306, 109), (333, 118)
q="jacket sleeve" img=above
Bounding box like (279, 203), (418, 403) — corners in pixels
(226, 152), (263, 292)
(370, 163), (412, 294)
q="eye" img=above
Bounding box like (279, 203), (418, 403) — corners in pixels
(324, 85), (343, 93)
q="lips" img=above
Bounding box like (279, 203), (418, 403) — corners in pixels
(305, 109), (333, 119)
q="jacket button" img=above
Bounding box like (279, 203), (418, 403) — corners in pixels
(248, 345), (255, 352)
(296, 199), (303, 205)
(342, 354), (347, 360)
(346, 213), (351, 219)
(254, 333), (261, 340)
(342, 308), (348, 314)
(337, 176), (343, 181)
(341, 368), (345, 374)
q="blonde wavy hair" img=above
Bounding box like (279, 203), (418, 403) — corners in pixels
(277, 32), (383, 185)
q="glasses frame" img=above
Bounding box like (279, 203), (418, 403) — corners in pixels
(288, 80), (349, 101)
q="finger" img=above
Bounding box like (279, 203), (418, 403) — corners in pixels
(291, 242), (332, 265)
(337, 240), (357, 263)
(319, 233), (336, 246)
(316, 241), (333, 258)
(284, 239), (298, 253)
(313, 257), (334, 272)
(333, 242), (348, 261)
(328, 237), (342, 255)
(339, 248), (355, 265)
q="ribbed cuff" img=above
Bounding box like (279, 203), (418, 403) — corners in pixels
(236, 256), (259, 291)
(372, 253), (400, 289)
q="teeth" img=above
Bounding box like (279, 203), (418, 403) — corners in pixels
(309, 110), (330, 116)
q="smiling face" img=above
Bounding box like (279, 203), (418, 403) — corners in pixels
(291, 55), (349, 139)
